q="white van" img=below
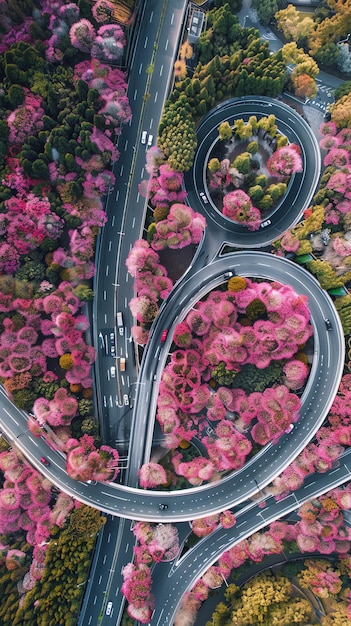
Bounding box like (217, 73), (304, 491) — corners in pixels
(147, 134), (153, 146)
(141, 131), (147, 144)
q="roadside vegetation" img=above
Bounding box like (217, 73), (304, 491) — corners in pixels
(174, 486), (351, 625)
(136, 277), (313, 489)
(124, 2), (351, 624)
(0, 0), (130, 621)
(0, 0), (351, 624)
(205, 557), (350, 626)
(207, 115), (302, 229)
(0, 0), (130, 482)
(273, 123), (351, 335)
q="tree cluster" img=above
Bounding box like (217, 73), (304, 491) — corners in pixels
(0, 6), (132, 609)
(206, 115), (301, 229)
(206, 572), (313, 626)
(176, 486), (351, 626)
(13, 505), (105, 626)
(273, 122), (351, 303)
(275, 1), (351, 73)
(126, 239), (174, 346)
(158, 5), (286, 173)
(0, 0), (132, 480)
(137, 277), (312, 487)
(65, 434), (119, 482)
(271, 372), (351, 498)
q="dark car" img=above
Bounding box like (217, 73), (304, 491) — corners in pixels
(324, 318), (332, 331)
(324, 104), (332, 121)
(160, 329), (168, 343)
(110, 331), (116, 356)
(39, 456), (50, 466)
(159, 503), (168, 510)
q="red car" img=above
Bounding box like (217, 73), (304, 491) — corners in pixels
(161, 329), (168, 343)
(39, 456), (50, 466)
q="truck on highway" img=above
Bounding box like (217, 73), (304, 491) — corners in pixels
(119, 357), (126, 372)
(116, 311), (124, 335)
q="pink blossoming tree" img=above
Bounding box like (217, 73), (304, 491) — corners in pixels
(65, 434), (119, 482)
(150, 278), (311, 485)
(267, 144), (303, 179)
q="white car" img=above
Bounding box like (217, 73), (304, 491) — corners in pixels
(141, 130), (147, 144)
(106, 601), (113, 616)
(147, 134), (153, 146)
(110, 366), (116, 378)
(123, 394), (129, 406)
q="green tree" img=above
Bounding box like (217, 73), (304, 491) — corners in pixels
(255, 174), (268, 188)
(11, 389), (37, 411)
(15, 260), (46, 284)
(208, 158), (221, 174)
(335, 295), (351, 335)
(251, 0), (280, 26)
(213, 0), (242, 11)
(258, 194), (274, 210)
(334, 80), (351, 101)
(158, 95), (197, 171)
(81, 418), (99, 437)
(233, 152), (251, 174)
(78, 398), (94, 418)
(266, 183), (285, 202)
(248, 184), (264, 203)
(73, 284), (94, 301)
(153, 206), (170, 222)
(234, 118), (252, 140)
(206, 601), (231, 626)
(232, 361), (284, 393)
(296, 239), (313, 256)
(32, 379), (60, 400)
(31, 158), (49, 180)
(307, 259), (346, 290)
(147, 222), (156, 243)
(218, 121), (233, 141)
(0, 120), (9, 164)
(13, 506), (105, 626)
(7, 84), (25, 107)
(246, 298), (267, 320)
(314, 42), (340, 67)
(211, 361), (238, 386)
(247, 140), (258, 154)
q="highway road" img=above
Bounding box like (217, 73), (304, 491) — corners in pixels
(94, 0), (189, 452)
(77, 515), (127, 626)
(0, 253), (344, 525)
(79, 7), (328, 622)
(58, 8), (347, 625)
(149, 449), (351, 626)
(0, 3), (347, 624)
(184, 96), (321, 251)
(125, 251), (344, 520)
(81, 1), (189, 622)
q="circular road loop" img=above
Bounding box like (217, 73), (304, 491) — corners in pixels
(184, 96), (321, 248)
